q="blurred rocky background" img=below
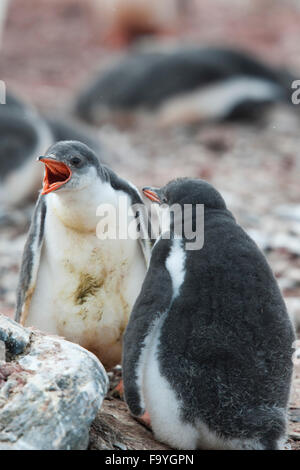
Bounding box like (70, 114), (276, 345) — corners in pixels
(0, 0), (300, 450)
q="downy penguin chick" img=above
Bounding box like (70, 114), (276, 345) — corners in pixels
(15, 140), (151, 369)
(123, 178), (295, 449)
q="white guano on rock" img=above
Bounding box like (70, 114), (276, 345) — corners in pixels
(0, 314), (108, 450)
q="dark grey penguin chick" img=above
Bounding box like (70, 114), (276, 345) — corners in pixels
(123, 178), (295, 450)
(15, 140), (151, 370)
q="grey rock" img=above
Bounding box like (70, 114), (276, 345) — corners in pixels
(0, 314), (108, 450)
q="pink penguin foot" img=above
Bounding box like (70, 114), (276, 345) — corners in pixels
(135, 411), (152, 430)
(111, 379), (124, 399)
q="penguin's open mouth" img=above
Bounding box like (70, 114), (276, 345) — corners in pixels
(142, 188), (161, 203)
(39, 158), (72, 195)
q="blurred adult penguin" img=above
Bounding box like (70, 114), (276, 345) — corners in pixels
(0, 92), (107, 210)
(0, 92), (53, 209)
(123, 178), (295, 450)
(75, 47), (293, 127)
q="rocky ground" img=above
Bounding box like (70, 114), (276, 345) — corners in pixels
(0, 315), (108, 450)
(0, 0), (300, 450)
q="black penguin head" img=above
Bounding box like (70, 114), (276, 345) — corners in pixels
(39, 140), (106, 195)
(143, 178), (227, 210)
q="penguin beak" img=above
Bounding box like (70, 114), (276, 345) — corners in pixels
(39, 157), (72, 195)
(142, 187), (161, 203)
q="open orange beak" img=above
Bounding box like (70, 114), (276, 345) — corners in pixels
(39, 158), (72, 195)
(142, 187), (161, 203)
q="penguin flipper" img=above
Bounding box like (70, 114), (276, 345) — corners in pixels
(123, 240), (172, 417)
(135, 204), (153, 266)
(103, 165), (154, 265)
(15, 195), (47, 324)
(122, 181), (154, 265)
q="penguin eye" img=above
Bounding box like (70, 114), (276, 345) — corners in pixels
(162, 196), (168, 204)
(70, 157), (82, 167)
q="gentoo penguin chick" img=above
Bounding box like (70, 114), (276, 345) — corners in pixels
(123, 178), (295, 450)
(15, 140), (151, 370)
